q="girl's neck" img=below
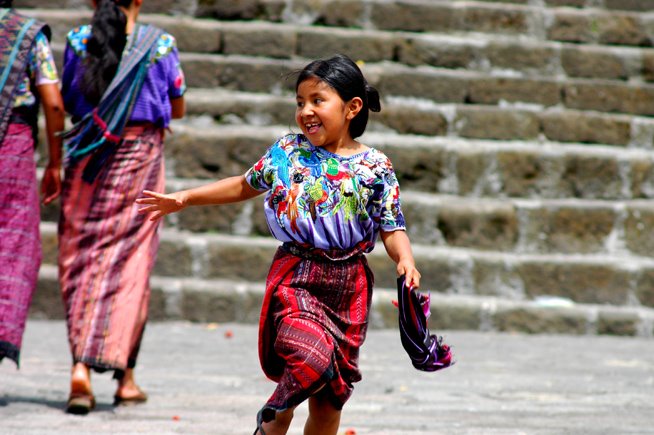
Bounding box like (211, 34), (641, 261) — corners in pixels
(323, 139), (368, 157)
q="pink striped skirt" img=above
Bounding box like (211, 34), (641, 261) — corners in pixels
(0, 123), (41, 367)
(58, 125), (164, 372)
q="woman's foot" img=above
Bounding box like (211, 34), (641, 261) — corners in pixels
(66, 363), (95, 415)
(114, 368), (148, 406)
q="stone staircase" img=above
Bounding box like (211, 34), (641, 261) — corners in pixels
(16, 0), (654, 336)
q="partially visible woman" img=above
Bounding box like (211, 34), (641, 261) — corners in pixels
(0, 0), (64, 367)
(58, 0), (185, 414)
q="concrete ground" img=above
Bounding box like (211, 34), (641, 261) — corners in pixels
(1, 321), (653, 435)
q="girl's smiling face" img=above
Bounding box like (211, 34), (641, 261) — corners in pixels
(295, 76), (361, 154)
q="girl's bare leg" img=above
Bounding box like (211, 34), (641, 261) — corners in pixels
(304, 394), (341, 435)
(259, 408), (295, 435)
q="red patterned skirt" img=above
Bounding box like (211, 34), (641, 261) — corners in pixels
(257, 242), (374, 425)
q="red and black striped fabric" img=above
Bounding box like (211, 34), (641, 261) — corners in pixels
(257, 243), (373, 426)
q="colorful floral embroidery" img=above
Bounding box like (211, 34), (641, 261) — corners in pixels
(246, 134), (405, 251)
(13, 31), (58, 108)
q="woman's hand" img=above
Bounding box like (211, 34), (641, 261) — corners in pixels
(41, 164), (61, 205)
(136, 190), (187, 221)
(397, 258), (421, 290)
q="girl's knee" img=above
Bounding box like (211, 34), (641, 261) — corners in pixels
(308, 394), (340, 421)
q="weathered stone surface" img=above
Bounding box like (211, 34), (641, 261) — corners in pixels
(458, 5), (529, 35)
(297, 28), (394, 62)
(630, 160), (654, 199)
(623, 205), (654, 257)
(317, 0), (366, 28)
(376, 70), (468, 103)
(455, 107), (539, 140)
(40, 227), (58, 265)
(561, 46), (628, 80)
(468, 78), (560, 107)
(547, 13), (593, 44)
(30, 276), (65, 320)
(540, 110), (631, 146)
(605, 0), (654, 11)
(517, 261), (631, 305)
(141, 0), (198, 16)
(206, 243), (277, 281)
(597, 310), (640, 336)
(175, 201), (252, 234)
(147, 288), (168, 321)
(140, 17), (221, 53)
(430, 302), (482, 331)
(456, 151), (488, 196)
(370, 2), (456, 33)
(493, 306), (588, 334)
(564, 81), (654, 116)
(521, 206), (616, 254)
(223, 26), (295, 59)
(180, 288), (238, 322)
(437, 203), (519, 251)
(165, 132), (269, 179)
(596, 14), (651, 47)
(636, 268), (654, 307)
(473, 258), (525, 299)
(376, 106), (448, 136)
(196, 0), (260, 19)
(558, 155), (622, 199)
(641, 51), (654, 82)
(485, 42), (557, 75)
(398, 37), (477, 69)
(153, 239), (194, 278)
(379, 145), (447, 193)
(545, 0), (585, 7)
(495, 151), (557, 198)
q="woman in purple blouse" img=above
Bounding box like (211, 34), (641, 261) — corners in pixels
(58, 0), (185, 415)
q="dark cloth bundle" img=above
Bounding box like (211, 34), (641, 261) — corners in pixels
(396, 275), (454, 372)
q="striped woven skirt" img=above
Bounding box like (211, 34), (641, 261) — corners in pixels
(0, 123), (41, 367)
(257, 242), (374, 425)
(58, 125), (164, 373)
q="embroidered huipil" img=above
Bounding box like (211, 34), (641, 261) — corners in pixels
(61, 24), (186, 127)
(245, 133), (406, 251)
(11, 30), (59, 108)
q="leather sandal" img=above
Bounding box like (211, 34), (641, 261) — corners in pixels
(66, 393), (96, 415)
(113, 388), (148, 406)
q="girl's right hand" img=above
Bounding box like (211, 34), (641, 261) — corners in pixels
(136, 190), (187, 221)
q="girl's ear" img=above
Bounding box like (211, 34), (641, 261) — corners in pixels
(346, 97), (363, 120)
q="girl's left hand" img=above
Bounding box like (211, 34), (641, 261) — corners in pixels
(397, 259), (421, 290)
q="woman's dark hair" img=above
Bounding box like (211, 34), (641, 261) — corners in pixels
(81, 0), (132, 104)
(296, 54), (381, 139)
(0, 0), (13, 7)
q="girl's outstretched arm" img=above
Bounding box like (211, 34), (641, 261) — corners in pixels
(136, 175), (262, 221)
(380, 229), (421, 289)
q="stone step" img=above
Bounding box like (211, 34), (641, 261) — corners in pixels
(33, 264), (654, 336)
(24, 9), (654, 84)
(37, 179), (654, 259)
(156, 123), (654, 200)
(182, 88), (654, 147)
(38, 222), (654, 308)
(18, 1), (654, 47)
(151, 54), (654, 118)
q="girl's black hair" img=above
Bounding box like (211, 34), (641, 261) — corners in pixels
(0, 0), (13, 7)
(81, 0), (132, 104)
(296, 54), (381, 139)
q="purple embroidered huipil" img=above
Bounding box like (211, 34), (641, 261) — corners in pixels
(245, 133), (406, 252)
(61, 24), (186, 127)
